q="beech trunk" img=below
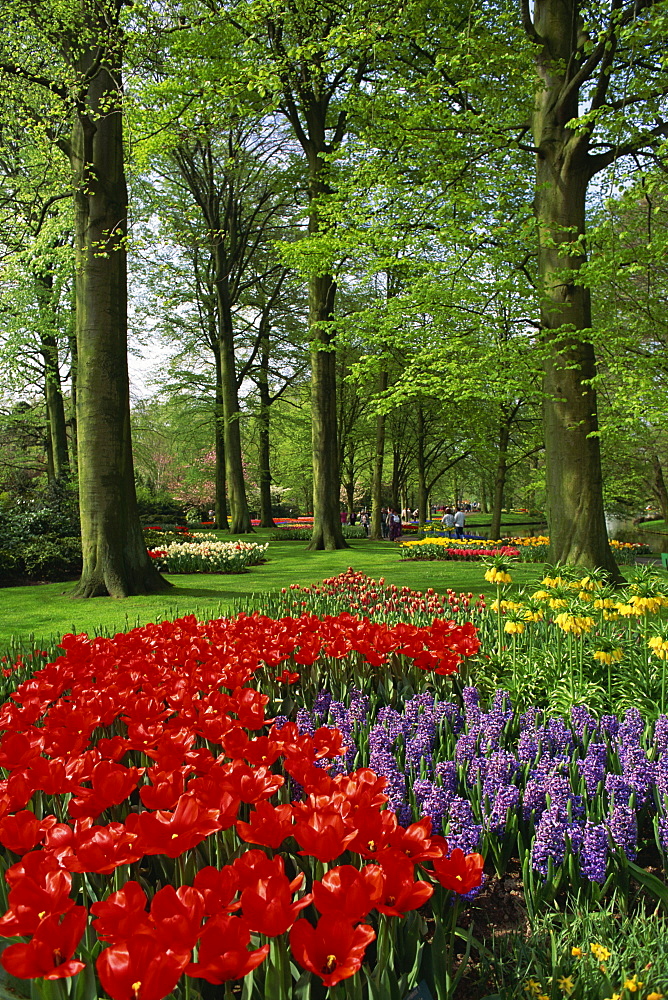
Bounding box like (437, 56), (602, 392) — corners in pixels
(533, 0), (620, 579)
(69, 45), (169, 598)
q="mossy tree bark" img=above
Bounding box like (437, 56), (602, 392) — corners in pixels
(212, 343), (228, 530)
(529, 0), (623, 579)
(35, 272), (70, 484)
(257, 323), (276, 529)
(68, 17), (169, 597)
(370, 369), (388, 540)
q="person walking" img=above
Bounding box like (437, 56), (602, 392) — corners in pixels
(381, 508), (389, 538)
(360, 510), (370, 537)
(454, 506), (466, 540)
(442, 507), (455, 537)
(388, 508), (402, 542)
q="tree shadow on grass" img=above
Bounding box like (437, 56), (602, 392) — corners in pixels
(162, 585), (256, 600)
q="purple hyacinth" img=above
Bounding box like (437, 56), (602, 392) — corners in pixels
(296, 707), (315, 735)
(435, 760), (458, 796)
(600, 715), (620, 739)
(376, 705), (406, 741)
(482, 749), (519, 796)
(455, 730), (481, 764)
(617, 707), (644, 747)
(462, 686), (482, 727)
(657, 816), (668, 854)
(656, 753), (668, 798)
(369, 748), (406, 813)
(604, 773), (634, 805)
(348, 690), (370, 723)
(436, 701), (464, 733)
(580, 821), (608, 883)
(654, 716), (668, 755)
(479, 690), (514, 749)
(545, 716), (574, 755)
(445, 796), (482, 853)
(517, 728), (541, 764)
(532, 803), (581, 877)
(484, 783), (520, 836)
(607, 801), (638, 860)
(620, 746), (656, 806)
(312, 689), (332, 720)
(577, 741), (608, 796)
(413, 778), (452, 831)
(570, 704), (598, 739)
(406, 723), (436, 774)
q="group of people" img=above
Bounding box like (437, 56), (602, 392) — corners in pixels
(342, 505), (470, 541)
(441, 506), (467, 539)
(341, 508), (403, 540)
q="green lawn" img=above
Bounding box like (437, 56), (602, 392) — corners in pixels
(0, 530), (545, 653)
(637, 519), (668, 535)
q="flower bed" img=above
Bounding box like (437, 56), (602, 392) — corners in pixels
(298, 685), (668, 906)
(400, 540), (520, 561)
(0, 615), (482, 1000)
(148, 539), (268, 573)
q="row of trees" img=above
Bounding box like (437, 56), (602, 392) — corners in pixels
(0, 0), (667, 595)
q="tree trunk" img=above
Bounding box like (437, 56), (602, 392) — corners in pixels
(214, 253), (253, 534)
(257, 330), (276, 528)
(69, 45), (169, 598)
(490, 415), (510, 541)
(416, 404), (427, 525)
(36, 272), (70, 483)
(651, 454), (668, 524)
(212, 344), (228, 530)
(370, 370), (388, 540)
(68, 308), (78, 476)
(533, 0), (620, 579)
(308, 274), (348, 549)
(306, 149), (347, 550)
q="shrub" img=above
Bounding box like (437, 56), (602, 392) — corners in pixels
(21, 538), (82, 581)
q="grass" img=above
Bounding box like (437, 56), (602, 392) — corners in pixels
(456, 512), (546, 527)
(0, 530), (546, 652)
(637, 518), (668, 535)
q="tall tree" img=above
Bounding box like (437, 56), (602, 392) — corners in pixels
(0, 0), (169, 596)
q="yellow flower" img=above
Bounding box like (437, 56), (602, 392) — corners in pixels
(593, 648), (623, 665)
(591, 943), (611, 962)
(603, 994), (620, 1000)
(571, 946), (583, 958)
(485, 567), (513, 584)
(646, 992), (664, 999)
(524, 979), (542, 996)
(623, 976), (643, 992)
(504, 620), (525, 634)
(558, 974), (575, 994)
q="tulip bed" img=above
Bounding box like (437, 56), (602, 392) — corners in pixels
(147, 539), (268, 574)
(0, 613), (484, 1000)
(3, 565), (668, 999)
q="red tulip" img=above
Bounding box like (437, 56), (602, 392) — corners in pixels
(240, 872), (312, 937)
(97, 935), (190, 1000)
(185, 913), (269, 984)
(289, 914), (375, 987)
(235, 800), (294, 849)
(312, 864), (384, 922)
(428, 847), (485, 894)
(1, 907), (87, 980)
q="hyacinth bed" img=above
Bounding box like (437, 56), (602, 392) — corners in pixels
(2, 569), (668, 999)
(148, 539), (268, 574)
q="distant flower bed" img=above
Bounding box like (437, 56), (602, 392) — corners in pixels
(401, 540), (520, 562)
(148, 540), (268, 573)
(271, 525), (366, 541)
